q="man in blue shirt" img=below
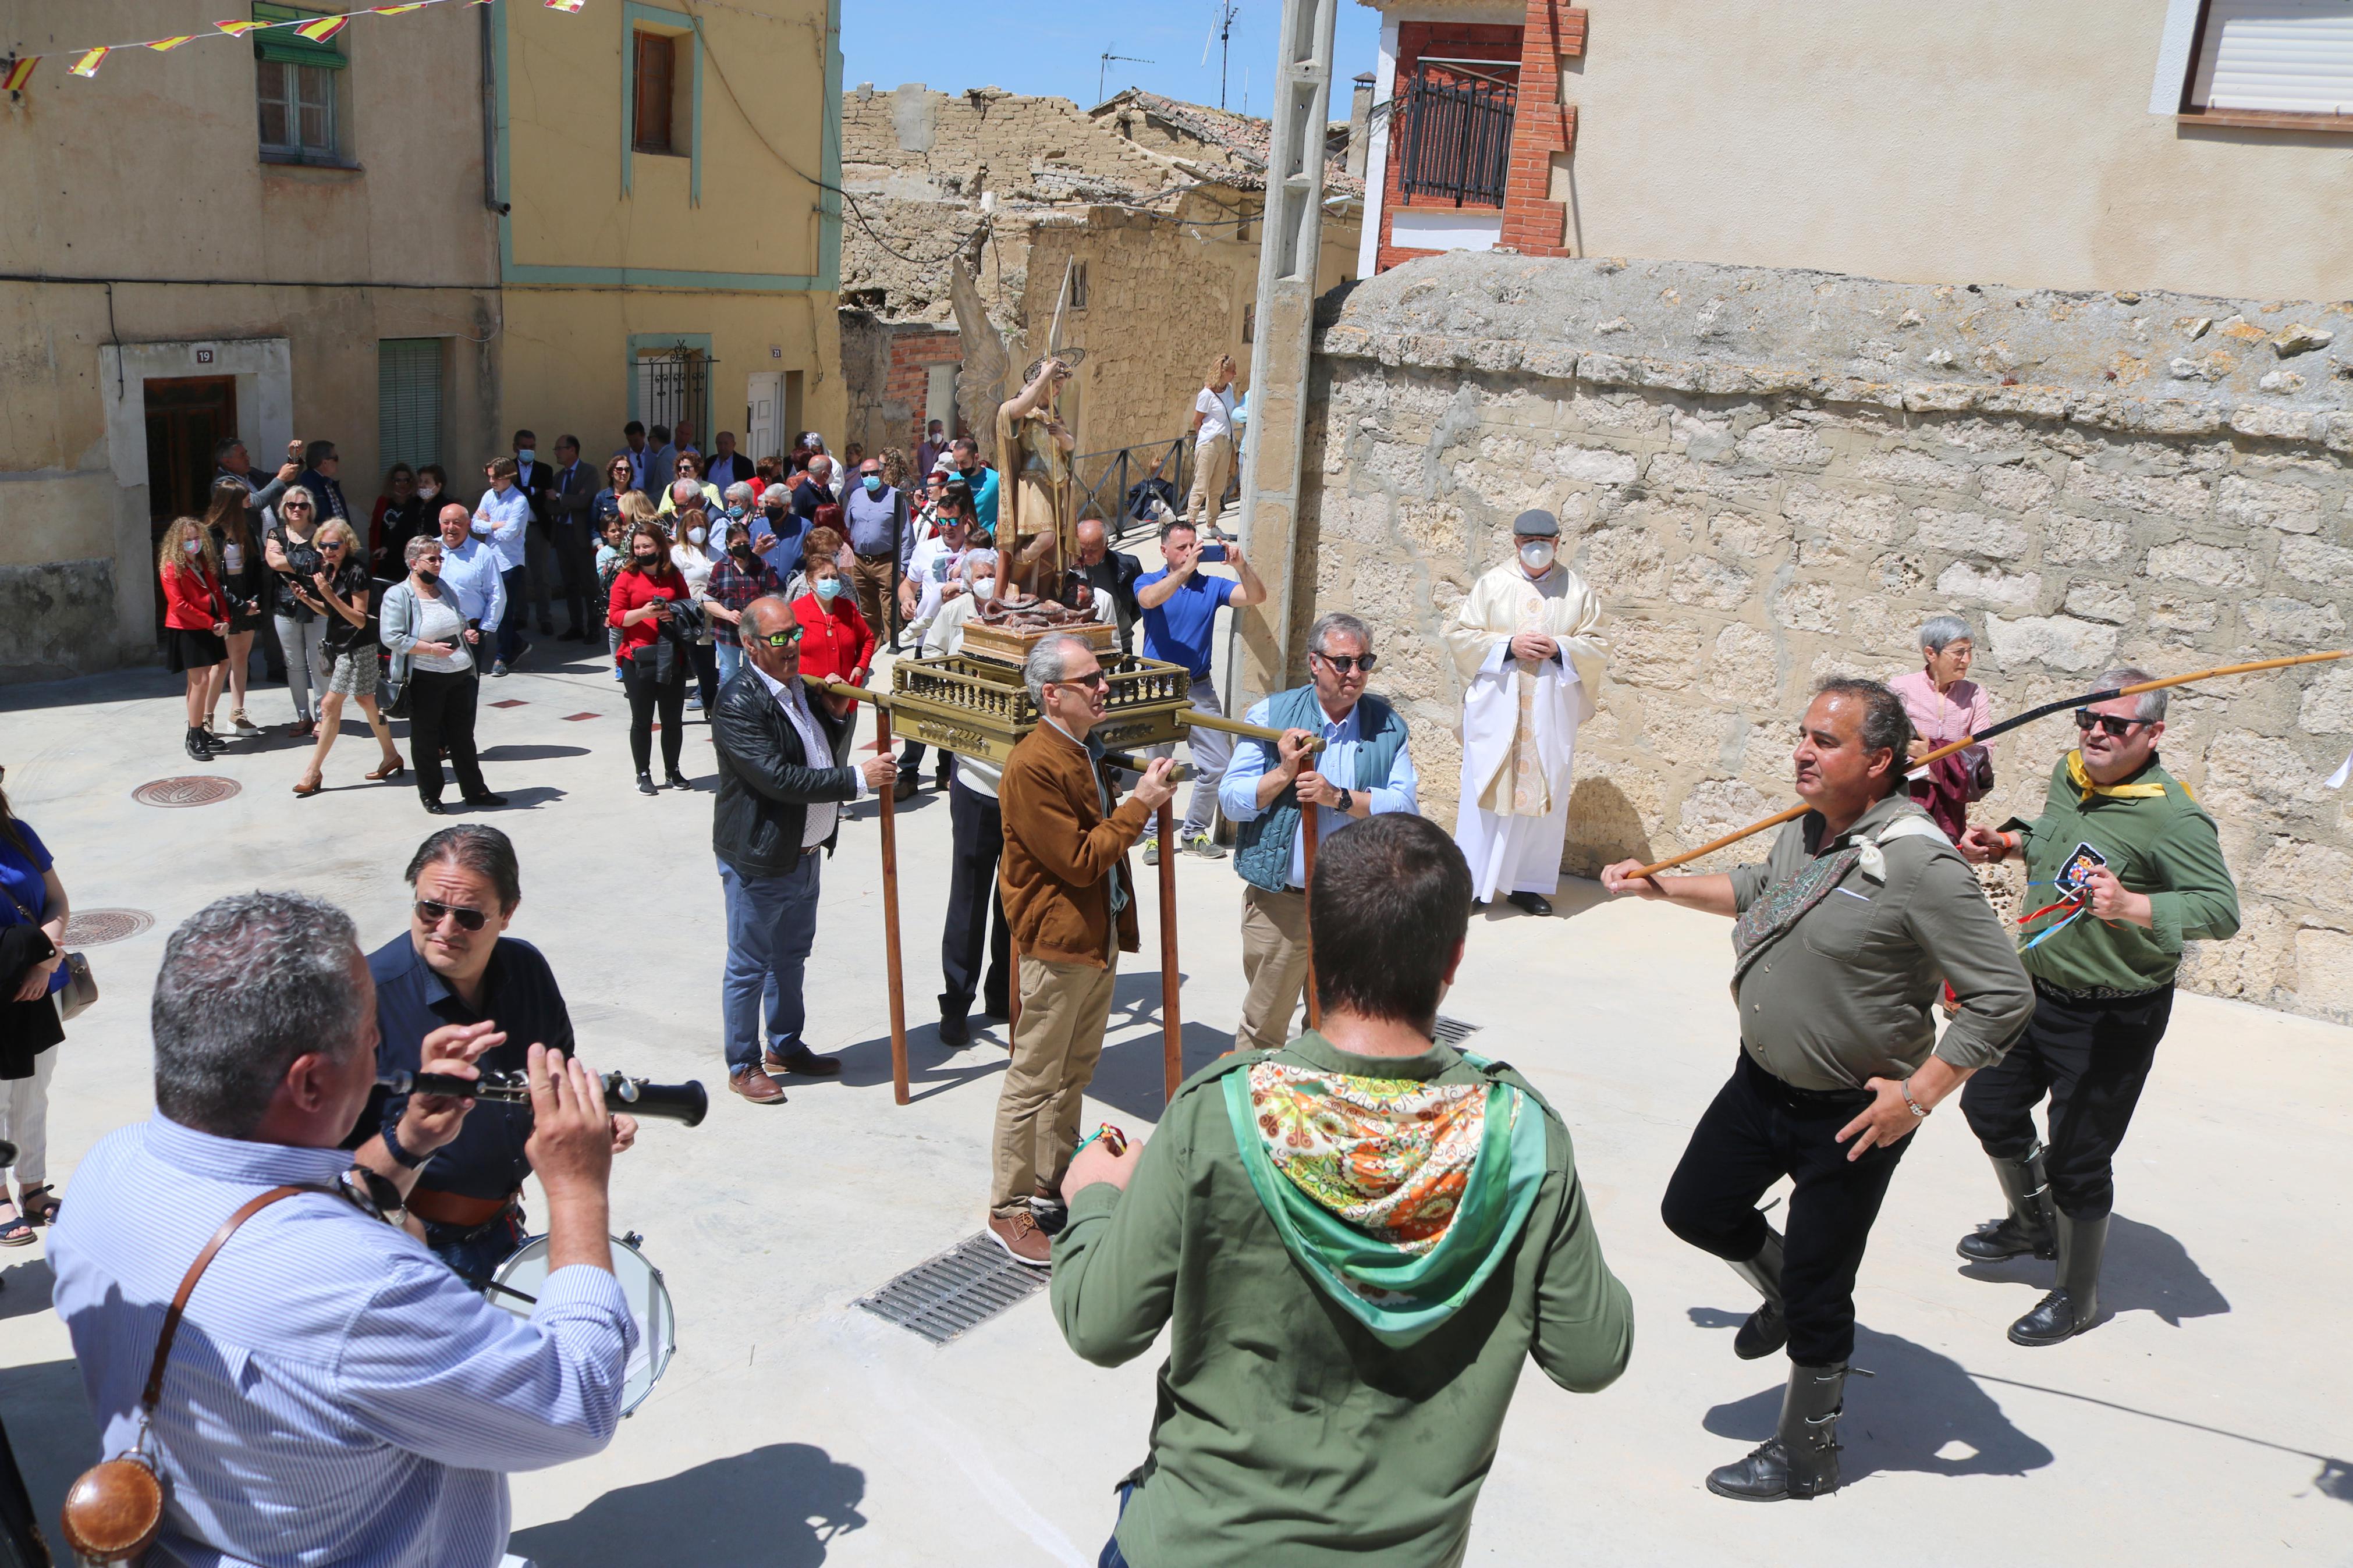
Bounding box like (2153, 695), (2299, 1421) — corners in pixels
(952, 436), (1001, 540)
(432, 504), (506, 647)
(1135, 518), (1268, 861)
(1218, 611), (1419, 1052)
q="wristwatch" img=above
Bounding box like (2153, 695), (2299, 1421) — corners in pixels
(1335, 787), (1355, 815)
(382, 1118), (430, 1171)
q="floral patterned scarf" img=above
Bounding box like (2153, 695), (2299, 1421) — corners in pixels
(1225, 1048), (1549, 1347)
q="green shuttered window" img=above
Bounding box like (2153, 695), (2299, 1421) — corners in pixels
(378, 339), (444, 474)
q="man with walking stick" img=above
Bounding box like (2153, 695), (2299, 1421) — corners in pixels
(1600, 678), (2032, 1501)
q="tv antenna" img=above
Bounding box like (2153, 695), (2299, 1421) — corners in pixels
(1099, 44), (1155, 104)
(1201, 0), (1241, 109)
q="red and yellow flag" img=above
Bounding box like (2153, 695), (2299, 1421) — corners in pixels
(1, 56), (36, 91)
(145, 35), (200, 51)
(545, 0), (588, 11)
(69, 46), (110, 77)
(214, 19), (267, 36)
(293, 16), (351, 41)
(372, 3), (432, 12)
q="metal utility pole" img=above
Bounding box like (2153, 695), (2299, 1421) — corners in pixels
(1201, 0), (1242, 111)
(1099, 46), (1155, 104)
(1227, 0), (1337, 712)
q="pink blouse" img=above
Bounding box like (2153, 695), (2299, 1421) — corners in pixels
(1889, 668), (1992, 746)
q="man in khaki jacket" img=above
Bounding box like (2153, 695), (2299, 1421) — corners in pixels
(991, 633), (1176, 1264)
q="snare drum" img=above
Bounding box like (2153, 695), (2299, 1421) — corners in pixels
(487, 1231), (675, 1416)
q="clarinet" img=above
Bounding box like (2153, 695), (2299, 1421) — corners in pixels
(378, 1069), (709, 1128)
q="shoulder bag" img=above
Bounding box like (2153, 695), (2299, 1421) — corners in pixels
(1, 884), (91, 1023)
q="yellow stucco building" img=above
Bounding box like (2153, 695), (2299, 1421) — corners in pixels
(0, 0), (841, 682)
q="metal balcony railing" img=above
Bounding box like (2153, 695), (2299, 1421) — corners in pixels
(1397, 64), (1517, 208)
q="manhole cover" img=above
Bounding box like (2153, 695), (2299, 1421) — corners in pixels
(133, 776), (242, 808)
(857, 1235), (1048, 1345)
(1432, 1015), (1481, 1048)
(63, 909), (155, 946)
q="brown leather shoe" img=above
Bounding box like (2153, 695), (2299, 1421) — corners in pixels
(986, 1209), (1052, 1268)
(764, 1048), (842, 1078)
(727, 1065), (786, 1104)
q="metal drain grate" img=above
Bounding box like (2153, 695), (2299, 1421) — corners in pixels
(1432, 1015), (1482, 1047)
(65, 909), (155, 946)
(133, 776), (242, 808)
(858, 1235), (1049, 1345)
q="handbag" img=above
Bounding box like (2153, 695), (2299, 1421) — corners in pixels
(1, 884), (91, 1022)
(1961, 742), (1996, 803)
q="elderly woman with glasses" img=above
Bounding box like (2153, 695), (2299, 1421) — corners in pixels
(382, 534), (501, 815)
(291, 520), (403, 797)
(1889, 614), (1995, 840)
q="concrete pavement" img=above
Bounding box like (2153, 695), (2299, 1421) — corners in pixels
(2, 647), (2349, 1566)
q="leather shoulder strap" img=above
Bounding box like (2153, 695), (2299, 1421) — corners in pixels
(141, 1184), (328, 1414)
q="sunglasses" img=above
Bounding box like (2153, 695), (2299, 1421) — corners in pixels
(1314, 652), (1376, 674)
(1057, 671), (1108, 691)
(2074, 709), (2146, 738)
(748, 627), (805, 649)
(318, 541), (344, 550)
(281, 502), (313, 512)
(414, 898), (488, 931)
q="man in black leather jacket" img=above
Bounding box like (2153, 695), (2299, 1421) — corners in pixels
(712, 595), (896, 1104)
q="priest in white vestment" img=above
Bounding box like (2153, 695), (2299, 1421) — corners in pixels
(1443, 509), (1607, 915)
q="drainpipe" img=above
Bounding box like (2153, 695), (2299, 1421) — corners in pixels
(480, 5), (502, 211)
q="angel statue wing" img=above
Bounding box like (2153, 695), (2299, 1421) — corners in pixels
(949, 257), (1016, 464)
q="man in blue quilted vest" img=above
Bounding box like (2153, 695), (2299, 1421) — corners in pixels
(1218, 611), (1419, 1054)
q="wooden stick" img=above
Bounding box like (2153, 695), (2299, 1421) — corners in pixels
(1301, 802), (1321, 1030)
(1179, 707), (1325, 752)
(876, 703), (909, 1107)
(1626, 649), (2349, 880)
(1158, 797), (1181, 1103)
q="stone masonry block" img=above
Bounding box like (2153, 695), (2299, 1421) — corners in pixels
(1936, 561), (2043, 612)
(2299, 664), (2353, 734)
(1912, 507), (2031, 561)
(1668, 555), (1755, 610)
(2145, 541), (2255, 588)
(1986, 613), (2119, 673)
(2242, 596), (2348, 646)
(2276, 535), (2353, 588)
(2217, 474), (2326, 535)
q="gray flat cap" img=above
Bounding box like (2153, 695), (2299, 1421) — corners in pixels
(1512, 509), (1561, 538)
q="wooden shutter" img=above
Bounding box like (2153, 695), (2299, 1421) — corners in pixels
(377, 339), (443, 473)
(2189, 0), (2353, 115)
(633, 33), (674, 153)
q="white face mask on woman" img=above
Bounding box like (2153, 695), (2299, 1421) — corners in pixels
(687, 527), (706, 546)
(1519, 541), (1555, 573)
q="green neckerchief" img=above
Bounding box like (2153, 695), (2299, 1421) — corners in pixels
(1222, 1039), (1549, 1348)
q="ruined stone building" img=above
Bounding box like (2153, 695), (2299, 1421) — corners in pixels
(836, 84), (1361, 488)
(1241, 0), (2353, 1019)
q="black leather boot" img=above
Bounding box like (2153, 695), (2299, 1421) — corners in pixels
(184, 725), (213, 761)
(1958, 1146), (2056, 1262)
(2009, 1208), (2108, 1346)
(1727, 1230), (1788, 1360)
(1706, 1362), (1847, 1501)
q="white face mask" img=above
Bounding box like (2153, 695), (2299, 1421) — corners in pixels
(1519, 541), (1555, 573)
(418, 483), (441, 499)
(686, 527), (706, 546)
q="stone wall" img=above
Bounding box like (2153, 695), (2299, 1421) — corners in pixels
(1301, 253), (2353, 1022)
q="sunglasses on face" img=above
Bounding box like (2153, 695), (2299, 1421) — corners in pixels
(282, 502), (313, 513)
(414, 898), (488, 931)
(1057, 671), (1108, 691)
(748, 627), (805, 649)
(318, 541), (344, 550)
(2074, 709), (2145, 738)
(1314, 652), (1376, 675)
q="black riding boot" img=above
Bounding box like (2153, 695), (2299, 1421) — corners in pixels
(1726, 1229), (1788, 1360)
(2009, 1208), (2108, 1346)
(1957, 1146), (2056, 1262)
(1706, 1362), (1848, 1501)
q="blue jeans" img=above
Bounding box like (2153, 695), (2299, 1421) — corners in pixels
(719, 852), (822, 1074)
(496, 566), (528, 662)
(423, 1209), (526, 1289)
(715, 640), (743, 687)
(1098, 1482), (1135, 1568)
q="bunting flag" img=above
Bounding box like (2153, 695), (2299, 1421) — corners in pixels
(0, 1), (589, 89)
(2328, 748), (2352, 791)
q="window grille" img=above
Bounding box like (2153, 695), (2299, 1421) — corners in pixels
(1396, 62), (1517, 208)
(377, 340), (443, 474)
(636, 347), (712, 440)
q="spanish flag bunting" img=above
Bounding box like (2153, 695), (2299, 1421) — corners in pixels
(215, 19), (267, 35)
(294, 16), (352, 41)
(145, 35), (201, 51)
(69, 47), (110, 77)
(373, 3), (432, 12)
(2, 56), (35, 92)
(546, 0), (588, 11)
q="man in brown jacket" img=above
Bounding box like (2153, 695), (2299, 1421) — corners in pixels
(991, 632), (1176, 1264)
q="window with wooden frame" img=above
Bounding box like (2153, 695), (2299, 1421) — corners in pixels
(1069, 261), (1089, 310)
(2177, 0), (2353, 131)
(253, 3), (347, 165)
(633, 31), (677, 154)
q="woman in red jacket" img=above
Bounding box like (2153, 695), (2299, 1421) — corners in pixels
(792, 552), (875, 769)
(158, 516), (230, 762)
(609, 518), (695, 795)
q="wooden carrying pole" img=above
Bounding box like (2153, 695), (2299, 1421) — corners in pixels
(1301, 805), (1320, 1029)
(1158, 798), (1181, 1100)
(808, 678), (909, 1104)
(1626, 650), (2350, 880)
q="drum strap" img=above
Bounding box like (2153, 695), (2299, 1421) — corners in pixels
(407, 1187), (519, 1230)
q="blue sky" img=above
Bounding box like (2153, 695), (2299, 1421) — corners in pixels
(841, 0), (1384, 116)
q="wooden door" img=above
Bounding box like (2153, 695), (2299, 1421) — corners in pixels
(144, 376), (238, 634)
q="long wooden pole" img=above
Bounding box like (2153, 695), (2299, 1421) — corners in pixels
(1626, 650), (2350, 880)
(1157, 797), (1181, 1102)
(875, 703), (910, 1106)
(1301, 803), (1320, 1030)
